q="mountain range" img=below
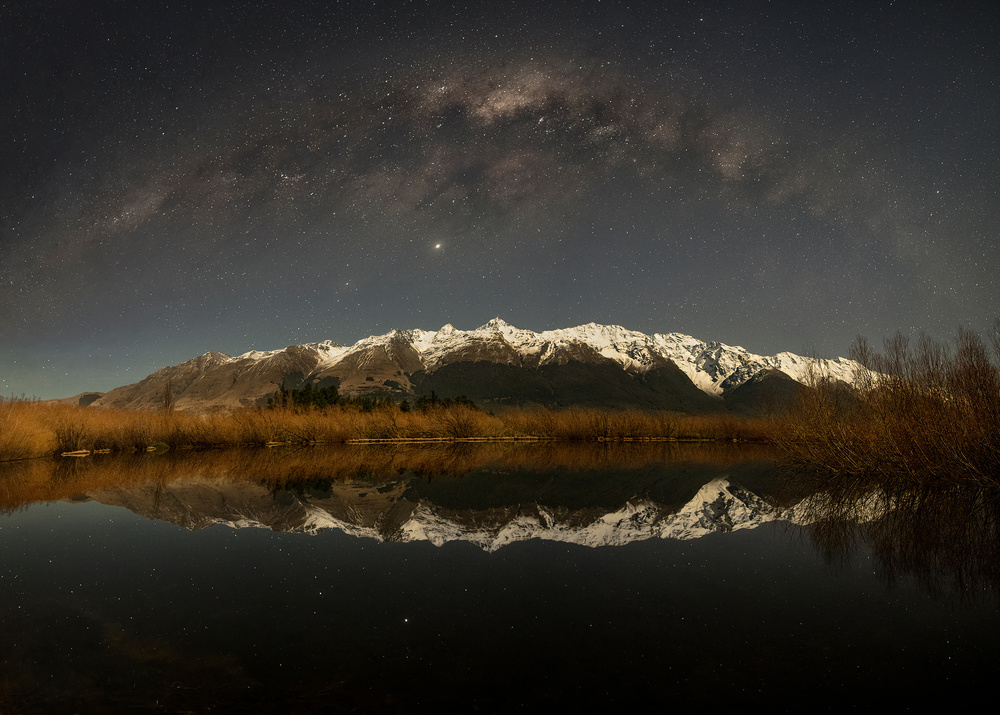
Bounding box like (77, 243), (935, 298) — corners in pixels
(89, 319), (859, 413)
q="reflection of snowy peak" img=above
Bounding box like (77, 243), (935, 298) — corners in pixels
(667, 478), (784, 540)
(89, 476), (812, 551)
(91, 319), (860, 412)
(398, 477), (801, 550)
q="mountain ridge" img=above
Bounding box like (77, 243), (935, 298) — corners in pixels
(89, 319), (860, 413)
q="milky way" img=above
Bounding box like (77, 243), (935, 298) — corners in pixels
(2, 0), (997, 398)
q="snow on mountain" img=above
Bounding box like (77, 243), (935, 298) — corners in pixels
(324, 318), (857, 391)
(649, 332), (858, 395)
(411, 319), (857, 393)
(90, 319), (861, 411)
(234, 339), (347, 364)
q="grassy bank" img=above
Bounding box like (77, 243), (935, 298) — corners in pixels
(0, 400), (776, 461)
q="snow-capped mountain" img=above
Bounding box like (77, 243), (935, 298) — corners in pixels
(90, 318), (860, 412)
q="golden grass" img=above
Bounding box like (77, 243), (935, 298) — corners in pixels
(0, 400), (57, 460)
(0, 399), (777, 462)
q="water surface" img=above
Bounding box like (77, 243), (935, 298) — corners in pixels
(1, 443), (996, 712)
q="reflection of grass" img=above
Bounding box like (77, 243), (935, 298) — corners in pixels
(0, 441), (779, 514)
(0, 400), (778, 461)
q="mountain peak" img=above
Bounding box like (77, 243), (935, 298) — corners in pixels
(478, 317), (515, 331)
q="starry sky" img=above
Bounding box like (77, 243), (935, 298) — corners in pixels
(3, 0), (998, 399)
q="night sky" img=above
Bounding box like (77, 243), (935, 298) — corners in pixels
(3, 0), (998, 399)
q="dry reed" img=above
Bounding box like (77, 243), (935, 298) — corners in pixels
(0, 398), (776, 462)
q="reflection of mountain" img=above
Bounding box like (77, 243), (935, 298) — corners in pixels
(5, 444), (997, 597)
(396, 478), (797, 549)
(87, 471), (805, 550)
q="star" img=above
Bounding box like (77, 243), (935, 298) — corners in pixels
(1, 0), (996, 400)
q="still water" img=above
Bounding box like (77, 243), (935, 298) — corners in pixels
(1, 443), (997, 712)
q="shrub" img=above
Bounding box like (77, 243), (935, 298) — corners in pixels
(778, 322), (1000, 486)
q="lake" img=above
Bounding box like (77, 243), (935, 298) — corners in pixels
(1, 442), (997, 712)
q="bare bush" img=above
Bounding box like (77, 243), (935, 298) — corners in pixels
(779, 326), (1000, 486)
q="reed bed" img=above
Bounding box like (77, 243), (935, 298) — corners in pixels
(0, 399), (775, 462)
(0, 399), (56, 460)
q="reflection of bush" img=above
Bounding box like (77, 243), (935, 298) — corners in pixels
(799, 473), (1000, 600)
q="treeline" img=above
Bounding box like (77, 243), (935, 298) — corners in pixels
(267, 384), (478, 413)
(268, 383), (392, 411)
